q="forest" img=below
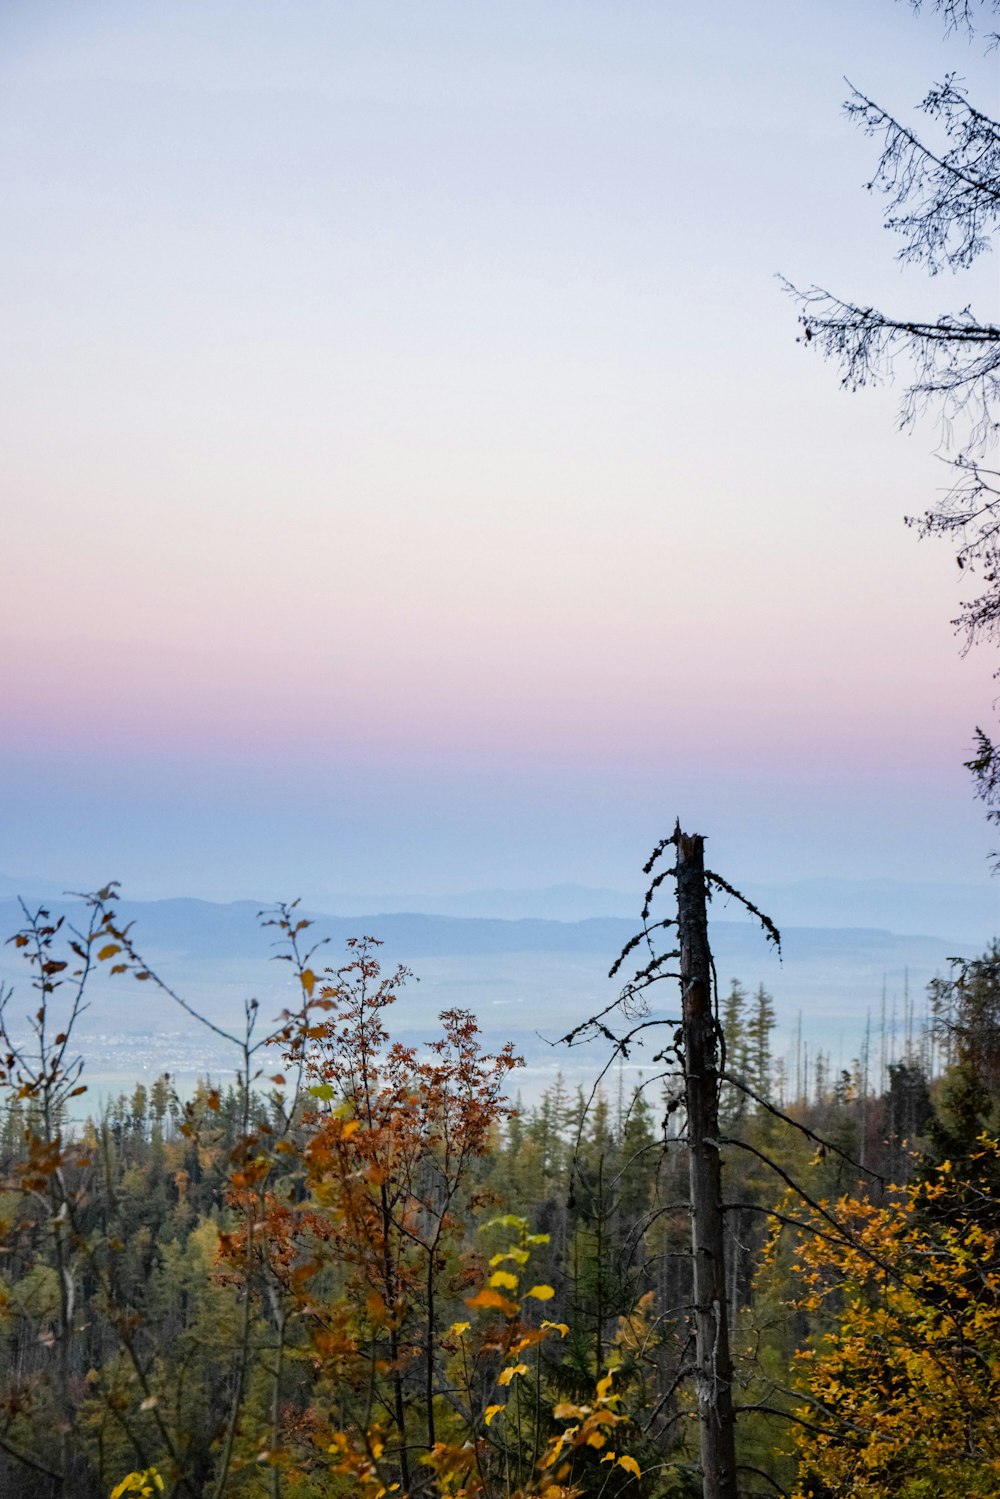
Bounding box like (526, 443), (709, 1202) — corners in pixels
(0, 835), (996, 1499)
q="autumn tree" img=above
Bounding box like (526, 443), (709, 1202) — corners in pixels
(244, 936), (522, 1491)
(782, 1143), (1000, 1498)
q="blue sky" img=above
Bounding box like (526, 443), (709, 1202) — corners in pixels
(1, 0), (998, 907)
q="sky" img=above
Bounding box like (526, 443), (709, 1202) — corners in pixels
(1, 0), (999, 909)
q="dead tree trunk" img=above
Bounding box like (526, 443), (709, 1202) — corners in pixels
(676, 829), (738, 1499)
(568, 822), (781, 1495)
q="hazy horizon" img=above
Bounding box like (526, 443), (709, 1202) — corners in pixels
(1, 869), (995, 948)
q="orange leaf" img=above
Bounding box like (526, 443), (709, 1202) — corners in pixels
(465, 1289), (518, 1314)
(553, 1401), (586, 1420)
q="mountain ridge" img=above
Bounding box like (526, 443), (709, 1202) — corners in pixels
(1, 874), (995, 946)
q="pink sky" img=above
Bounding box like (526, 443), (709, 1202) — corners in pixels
(1, 0), (998, 905)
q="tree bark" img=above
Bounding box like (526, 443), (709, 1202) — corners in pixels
(676, 829), (738, 1499)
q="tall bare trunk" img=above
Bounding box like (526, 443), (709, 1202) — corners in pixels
(676, 830), (738, 1499)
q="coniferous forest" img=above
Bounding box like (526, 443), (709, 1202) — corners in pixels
(0, 855), (997, 1499)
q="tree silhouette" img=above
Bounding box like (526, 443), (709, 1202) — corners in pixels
(783, 0), (1000, 847)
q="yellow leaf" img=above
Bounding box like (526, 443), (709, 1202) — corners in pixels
(110, 1472), (164, 1499)
(513, 1329), (547, 1354)
(449, 1321), (470, 1337)
(484, 1404), (505, 1426)
(542, 1320), (569, 1338)
(587, 1431), (607, 1448)
(97, 944), (122, 962)
(489, 1270), (519, 1291)
(497, 1363), (529, 1386)
(484, 1213), (526, 1231)
(617, 1454), (641, 1478)
(596, 1371), (615, 1401)
(527, 1284), (555, 1300)
(490, 1247), (529, 1267)
(301, 968), (316, 996)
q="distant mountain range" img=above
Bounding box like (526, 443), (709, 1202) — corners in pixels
(287, 878), (998, 942)
(0, 849), (994, 1125)
(4, 873), (993, 945)
(0, 882), (992, 1101)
